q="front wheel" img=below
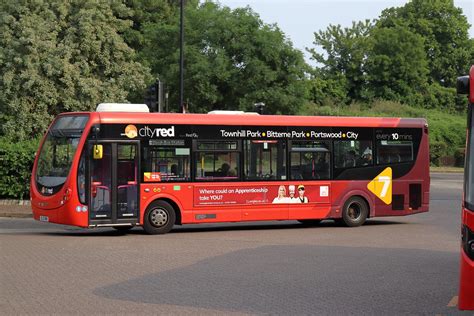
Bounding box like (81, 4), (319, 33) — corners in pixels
(143, 200), (176, 235)
(340, 196), (368, 227)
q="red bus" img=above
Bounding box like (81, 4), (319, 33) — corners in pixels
(31, 104), (430, 234)
(458, 65), (474, 310)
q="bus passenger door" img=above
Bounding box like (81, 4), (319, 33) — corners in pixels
(116, 143), (139, 219)
(90, 143), (113, 220)
(88, 142), (139, 224)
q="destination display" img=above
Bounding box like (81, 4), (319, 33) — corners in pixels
(102, 124), (382, 141)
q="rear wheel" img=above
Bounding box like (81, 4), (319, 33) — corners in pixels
(143, 200), (176, 235)
(340, 196), (368, 227)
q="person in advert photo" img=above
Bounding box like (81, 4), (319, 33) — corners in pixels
(288, 185), (299, 203)
(297, 185), (309, 203)
(273, 185), (289, 203)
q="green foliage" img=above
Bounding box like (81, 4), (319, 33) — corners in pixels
(377, 0), (473, 87)
(135, 1), (308, 113)
(365, 25), (429, 104)
(0, 0), (150, 140)
(122, 0), (176, 54)
(309, 0), (473, 113)
(423, 83), (458, 112)
(307, 71), (349, 106)
(425, 108), (466, 165)
(309, 21), (372, 101)
(0, 137), (39, 199)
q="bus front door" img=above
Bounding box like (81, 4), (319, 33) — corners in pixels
(88, 142), (139, 225)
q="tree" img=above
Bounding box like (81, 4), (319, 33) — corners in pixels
(365, 24), (429, 105)
(136, 1), (308, 114)
(377, 0), (473, 87)
(306, 71), (349, 106)
(0, 0), (149, 140)
(122, 0), (176, 57)
(308, 20), (372, 102)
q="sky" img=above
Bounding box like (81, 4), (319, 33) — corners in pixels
(218, 0), (474, 65)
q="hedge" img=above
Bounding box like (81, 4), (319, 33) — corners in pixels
(0, 137), (39, 199)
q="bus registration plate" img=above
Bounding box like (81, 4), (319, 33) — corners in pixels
(39, 216), (49, 222)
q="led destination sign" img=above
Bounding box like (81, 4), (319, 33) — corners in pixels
(103, 124), (403, 141)
(219, 129), (359, 139)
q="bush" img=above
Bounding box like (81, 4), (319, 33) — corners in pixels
(430, 141), (447, 166)
(426, 110), (465, 165)
(0, 137), (39, 199)
(423, 84), (457, 112)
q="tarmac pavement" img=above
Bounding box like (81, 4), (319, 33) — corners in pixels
(0, 172), (471, 314)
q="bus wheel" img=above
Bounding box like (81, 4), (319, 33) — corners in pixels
(298, 219), (322, 226)
(341, 196), (368, 227)
(144, 200), (176, 235)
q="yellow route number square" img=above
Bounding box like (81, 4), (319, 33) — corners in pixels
(367, 167), (392, 205)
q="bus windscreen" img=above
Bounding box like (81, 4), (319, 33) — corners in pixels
(35, 115), (88, 196)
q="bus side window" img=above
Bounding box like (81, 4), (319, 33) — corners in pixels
(243, 140), (286, 181)
(289, 141), (330, 180)
(376, 140), (413, 164)
(194, 141), (240, 181)
(334, 140), (373, 169)
(143, 143), (191, 182)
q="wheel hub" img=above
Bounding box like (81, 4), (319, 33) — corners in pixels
(150, 208), (168, 227)
(348, 203), (361, 220)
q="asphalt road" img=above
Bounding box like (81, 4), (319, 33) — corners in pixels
(1, 173), (470, 315)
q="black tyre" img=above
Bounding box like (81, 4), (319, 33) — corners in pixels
(298, 219), (322, 226)
(341, 196), (368, 227)
(143, 200), (176, 235)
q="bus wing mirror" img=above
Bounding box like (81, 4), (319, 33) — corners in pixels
(93, 145), (103, 159)
(457, 75), (469, 95)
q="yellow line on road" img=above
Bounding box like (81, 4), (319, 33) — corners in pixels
(447, 295), (458, 307)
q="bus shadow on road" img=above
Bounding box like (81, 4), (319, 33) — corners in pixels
(93, 244), (457, 315)
(170, 219), (407, 234)
(38, 219), (408, 237)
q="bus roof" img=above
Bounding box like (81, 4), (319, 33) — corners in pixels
(61, 112), (427, 129)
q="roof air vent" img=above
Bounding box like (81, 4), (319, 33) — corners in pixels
(96, 103), (150, 113)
